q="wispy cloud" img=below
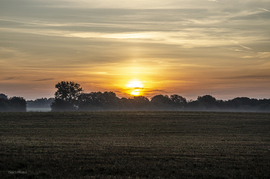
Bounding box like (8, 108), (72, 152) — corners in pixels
(241, 52), (270, 59)
(33, 78), (54, 82)
(1, 26), (264, 50)
(218, 75), (270, 80)
(2, 77), (20, 80)
(258, 8), (270, 12)
(231, 41), (253, 51)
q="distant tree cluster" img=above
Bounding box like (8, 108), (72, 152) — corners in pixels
(0, 93), (26, 112)
(27, 98), (54, 109)
(50, 81), (270, 112)
(187, 95), (270, 112)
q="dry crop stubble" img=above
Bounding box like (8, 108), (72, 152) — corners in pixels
(0, 112), (270, 178)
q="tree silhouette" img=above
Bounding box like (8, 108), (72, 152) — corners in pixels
(120, 97), (134, 110)
(170, 94), (187, 109)
(78, 92), (104, 111)
(27, 98), (54, 108)
(9, 97), (27, 112)
(197, 95), (218, 110)
(133, 96), (150, 110)
(51, 81), (83, 111)
(0, 93), (8, 99)
(51, 98), (75, 111)
(78, 91), (120, 111)
(0, 94), (26, 112)
(54, 81), (82, 102)
(100, 91), (121, 110)
(151, 95), (173, 110)
(0, 98), (9, 112)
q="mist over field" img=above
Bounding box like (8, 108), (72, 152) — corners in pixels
(25, 95), (270, 113)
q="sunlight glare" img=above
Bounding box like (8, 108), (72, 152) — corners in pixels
(130, 89), (141, 96)
(126, 79), (144, 96)
(126, 80), (144, 88)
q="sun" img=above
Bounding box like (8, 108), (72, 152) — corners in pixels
(126, 79), (144, 96)
(130, 89), (141, 96)
(126, 80), (144, 88)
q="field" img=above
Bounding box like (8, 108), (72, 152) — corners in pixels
(0, 112), (270, 178)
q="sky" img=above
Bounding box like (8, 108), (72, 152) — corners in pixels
(0, 0), (270, 100)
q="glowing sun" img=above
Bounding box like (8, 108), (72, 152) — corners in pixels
(126, 80), (144, 96)
(126, 80), (144, 88)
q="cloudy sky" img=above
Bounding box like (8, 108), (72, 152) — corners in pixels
(0, 0), (270, 100)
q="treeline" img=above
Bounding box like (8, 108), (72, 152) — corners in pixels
(50, 81), (270, 112)
(0, 93), (26, 112)
(1, 81), (270, 112)
(27, 98), (54, 109)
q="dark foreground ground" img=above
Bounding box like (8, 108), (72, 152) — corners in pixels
(0, 112), (270, 179)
